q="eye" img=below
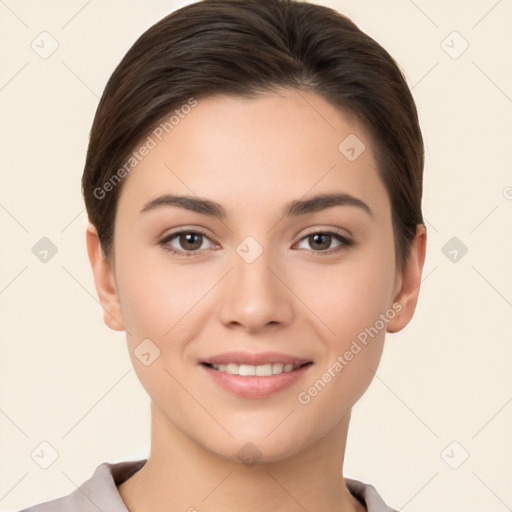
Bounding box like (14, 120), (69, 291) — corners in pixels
(295, 231), (355, 256)
(159, 229), (355, 257)
(160, 230), (216, 257)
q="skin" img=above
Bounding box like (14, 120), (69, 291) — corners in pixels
(86, 87), (426, 512)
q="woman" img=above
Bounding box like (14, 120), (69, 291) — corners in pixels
(22, 0), (426, 510)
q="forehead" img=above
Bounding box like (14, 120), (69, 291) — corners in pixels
(116, 89), (390, 220)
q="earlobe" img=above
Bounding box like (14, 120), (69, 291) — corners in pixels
(85, 222), (125, 332)
(386, 224), (427, 334)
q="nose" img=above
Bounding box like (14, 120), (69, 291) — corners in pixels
(218, 243), (295, 334)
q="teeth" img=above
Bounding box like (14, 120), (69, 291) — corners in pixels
(210, 362), (300, 376)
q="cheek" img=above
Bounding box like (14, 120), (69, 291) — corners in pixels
(114, 253), (213, 401)
(294, 241), (395, 343)
(330, 241), (396, 390)
(115, 243), (219, 348)
(291, 235), (395, 405)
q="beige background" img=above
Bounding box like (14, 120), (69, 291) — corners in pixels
(1, 1), (511, 511)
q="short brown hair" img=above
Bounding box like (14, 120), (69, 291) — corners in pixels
(82, 0), (424, 273)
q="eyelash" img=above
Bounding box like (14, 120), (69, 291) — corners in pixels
(159, 229), (355, 258)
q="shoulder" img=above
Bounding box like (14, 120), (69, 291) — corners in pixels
(17, 459), (147, 512)
(345, 477), (398, 512)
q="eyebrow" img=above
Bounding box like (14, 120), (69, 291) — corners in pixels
(140, 192), (373, 219)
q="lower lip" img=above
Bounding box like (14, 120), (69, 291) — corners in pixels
(200, 363), (313, 399)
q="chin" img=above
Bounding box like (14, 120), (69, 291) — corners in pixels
(205, 426), (314, 466)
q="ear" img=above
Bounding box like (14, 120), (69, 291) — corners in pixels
(386, 223), (427, 333)
(85, 222), (125, 332)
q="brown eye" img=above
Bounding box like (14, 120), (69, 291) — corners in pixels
(308, 233), (332, 251)
(178, 232), (203, 250)
(296, 231), (354, 255)
(160, 230), (214, 256)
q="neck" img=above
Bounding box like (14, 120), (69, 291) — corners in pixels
(118, 402), (365, 512)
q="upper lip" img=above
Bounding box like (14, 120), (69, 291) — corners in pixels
(201, 351), (312, 366)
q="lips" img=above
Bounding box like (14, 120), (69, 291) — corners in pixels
(201, 351), (312, 367)
(199, 351), (314, 398)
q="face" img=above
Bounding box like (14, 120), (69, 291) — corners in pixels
(90, 88), (419, 463)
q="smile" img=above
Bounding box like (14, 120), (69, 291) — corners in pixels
(200, 361), (314, 399)
(203, 362), (311, 376)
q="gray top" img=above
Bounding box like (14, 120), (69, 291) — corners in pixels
(19, 459), (398, 512)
